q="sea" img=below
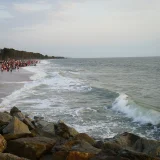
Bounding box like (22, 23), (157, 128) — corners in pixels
(0, 57), (160, 140)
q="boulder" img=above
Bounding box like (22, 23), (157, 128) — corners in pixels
(118, 149), (160, 160)
(0, 134), (7, 152)
(74, 133), (96, 146)
(55, 120), (79, 139)
(52, 151), (68, 160)
(110, 132), (160, 157)
(3, 133), (34, 141)
(0, 153), (29, 160)
(113, 132), (140, 149)
(2, 117), (31, 134)
(6, 137), (57, 160)
(35, 120), (56, 138)
(34, 116), (44, 122)
(0, 112), (12, 126)
(69, 140), (101, 154)
(66, 151), (95, 160)
(133, 138), (160, 157)
(91, 149), (160, 160)
(10, 107), (21, 116)
(52, 139), (101, 160)
(10, 107), (35, 130)
(23, 118), (35, 130)
(39, 154), (53, 160)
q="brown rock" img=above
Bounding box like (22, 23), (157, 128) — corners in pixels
(52, 151), (68, 160)
(0, 152), (29, 160)
(0, 134), (7, 152)
(54, 140), (101, 154)
(75, 133), (96, 146)
(6, 137), (57, 160)
(2, 117), (31, 134)
(66, 151), (95, 160)
(3, 133), (34, 141)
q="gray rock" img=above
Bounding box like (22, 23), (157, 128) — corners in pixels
(10, 107), (21, 116)
(0, 112), (12, 126)
(55, 120), (79, 139)
(35, 120), (56, 138)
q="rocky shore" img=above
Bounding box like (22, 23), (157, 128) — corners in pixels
(0, 107), (159, 160)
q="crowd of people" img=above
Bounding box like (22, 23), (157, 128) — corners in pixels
(0, 59), (38, 72)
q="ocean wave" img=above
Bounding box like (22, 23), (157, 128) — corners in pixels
(112, 93), (160, 125)
(0, 60), (91, 110)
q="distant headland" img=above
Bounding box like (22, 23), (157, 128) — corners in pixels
(0, 48), (65, 61)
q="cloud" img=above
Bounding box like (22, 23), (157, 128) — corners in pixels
(0, 5), (13, 19)
(13, 1), (52, 13)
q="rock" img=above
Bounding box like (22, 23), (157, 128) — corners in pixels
(94, 141), (104, 149)
(6, 137), (57, 160)
(10, 107), (35, 130)
(39, 154), (53, 160)
(0, 153), (29, 160)
(133, 138), (160, 157)
(0, 134), (7, 152)
(113, 132), (140, 149)
(0, 125), (7, 134)
(12, 112), (25, 121)
(35, 120), (56, 138)
(103, 141), (122, 153)
(0, 112), (12, 126)
(52, 139), (101, 160)
(53, 140), (101, 154)
(34, 116), (44, 122)
(3, 133), (34, 141)
(110, 132), (160, 157)
(55, 120), (79, 139)
(2, 117), (31, 134)
(91, 149), (160, 160)
(66, 151), (95, 160)
(10, 107), (21, 116)
(70, 140), (101, 154)
(23, 118), (35, 130)
(52, 151), (68, 160)
(74, 133), (96, 146)
(119, 149), (160, 160)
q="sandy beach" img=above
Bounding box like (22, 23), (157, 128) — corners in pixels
(0, 68), (33, 104)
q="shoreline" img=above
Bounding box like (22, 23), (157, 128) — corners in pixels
(0, 67), (33, 107)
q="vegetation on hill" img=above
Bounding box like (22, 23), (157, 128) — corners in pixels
(0, 48), (64, 60)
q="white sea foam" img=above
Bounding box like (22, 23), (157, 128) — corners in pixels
(112, 93), (160, 125)
(0, 60), (91, 111)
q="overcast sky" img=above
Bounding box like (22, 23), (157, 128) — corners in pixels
(0, 0), (159, 58)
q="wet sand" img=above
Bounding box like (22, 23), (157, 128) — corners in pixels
(0, 68), (33, 104)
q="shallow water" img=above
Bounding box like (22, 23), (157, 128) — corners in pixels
(0, 57), (160, 140)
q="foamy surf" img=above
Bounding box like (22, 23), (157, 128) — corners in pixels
(112, 93), (160, 125)
(0, 60), (92, 111)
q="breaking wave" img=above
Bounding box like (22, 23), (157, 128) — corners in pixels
(112, 93), (160, 125)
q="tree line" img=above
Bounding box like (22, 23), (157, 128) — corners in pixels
(0, 48), (64, 60)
